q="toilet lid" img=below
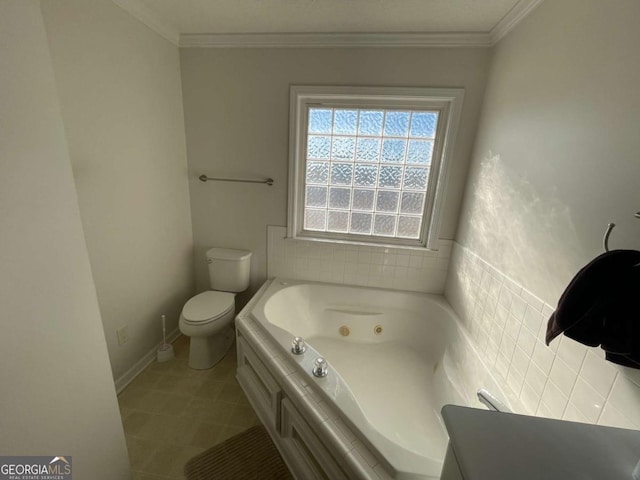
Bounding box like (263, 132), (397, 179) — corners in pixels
(182, 291), (234, 323)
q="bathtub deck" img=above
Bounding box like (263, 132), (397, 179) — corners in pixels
(307, 336), (449, 462)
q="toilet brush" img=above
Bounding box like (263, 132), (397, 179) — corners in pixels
(156, 314), (175, 362)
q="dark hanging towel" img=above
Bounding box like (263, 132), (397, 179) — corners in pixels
(546, 250), (640, 369)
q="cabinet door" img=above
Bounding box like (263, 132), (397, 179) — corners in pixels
(236, 335), (281, 430)
(280, 398), (348, 480)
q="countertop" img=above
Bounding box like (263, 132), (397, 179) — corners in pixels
(442, 405), (640, 480)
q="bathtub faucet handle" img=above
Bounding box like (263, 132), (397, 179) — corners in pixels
(291, 337), (306, 355)
(312, 357), (328, 378)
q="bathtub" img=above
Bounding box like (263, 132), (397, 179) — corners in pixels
(242, 278), (512, 479)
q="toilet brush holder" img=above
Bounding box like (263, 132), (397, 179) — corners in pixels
(157, 343), (174, 363)
(156, 314), (174, 363)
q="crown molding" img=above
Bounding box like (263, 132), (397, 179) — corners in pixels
(490, 0), (544, 44)
(179, 32), (493, 48)
(111, 0), (179, 46)
(111, 0), (542, 49)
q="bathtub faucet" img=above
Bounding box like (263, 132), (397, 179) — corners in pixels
(291, 337), (306, 355)
(477, 389), (512, 413)
(312, 357), (328, 378)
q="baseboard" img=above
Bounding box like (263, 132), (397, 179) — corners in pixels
(115, 328), (181, 394)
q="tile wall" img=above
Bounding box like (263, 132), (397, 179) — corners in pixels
(445, 242), (640, 429)
(267, 226), (451, 293)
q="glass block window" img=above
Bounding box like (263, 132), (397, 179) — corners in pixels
(305, 108), (438, 239)
(289, 86), (463, 249)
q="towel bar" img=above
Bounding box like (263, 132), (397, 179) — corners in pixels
(199, 174), (274, 186)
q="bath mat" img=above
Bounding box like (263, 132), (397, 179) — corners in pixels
(184, 425), (293, 480)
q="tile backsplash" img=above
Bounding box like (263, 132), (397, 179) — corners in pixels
(267, 225), (451, 293)
(445, 242), (640, 430)
(266, 227), (640, 431)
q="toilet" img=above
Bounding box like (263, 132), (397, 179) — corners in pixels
(179, 247), (252, 369)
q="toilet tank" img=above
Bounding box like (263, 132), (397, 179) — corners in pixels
(206, 248), (252, 292)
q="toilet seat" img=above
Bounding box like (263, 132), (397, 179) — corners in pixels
(181, 291), (234, 325)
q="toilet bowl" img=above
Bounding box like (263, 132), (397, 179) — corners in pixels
(179, 291), (236, 369)
(179, 247), (252, 370)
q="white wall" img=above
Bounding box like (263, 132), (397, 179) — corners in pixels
(40, 0), (194, 382)
(455, 0), (640, 305)
(0, 1), (130, 476)
(447, 0), (640, 427)
(180, 47), (492, 298)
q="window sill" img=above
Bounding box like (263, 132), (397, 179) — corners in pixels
(284, 234), (440, 255)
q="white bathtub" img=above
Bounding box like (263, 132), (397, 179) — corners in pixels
(247, 278), (512, 479)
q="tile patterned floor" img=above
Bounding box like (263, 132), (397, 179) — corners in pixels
(118, 335), (260, 480)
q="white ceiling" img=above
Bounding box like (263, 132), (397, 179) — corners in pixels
(111, 0), (543, 47)
(136, 0), (521, 35)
